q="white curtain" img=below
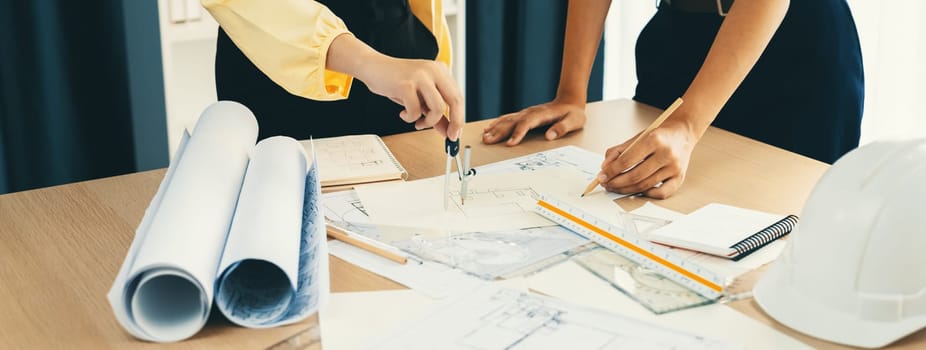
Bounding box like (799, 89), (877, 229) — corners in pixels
(846, 0), (926, 144)
(603, 1), (926, 146)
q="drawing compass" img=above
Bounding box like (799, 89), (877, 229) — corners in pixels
(444, 138), (476, 210)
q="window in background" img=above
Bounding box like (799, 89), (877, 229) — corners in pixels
(603, 1), (926, 147)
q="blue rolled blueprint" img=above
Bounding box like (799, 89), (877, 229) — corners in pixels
(107, 101), (328, 342)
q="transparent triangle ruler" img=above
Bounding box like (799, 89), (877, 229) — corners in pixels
(571, 246), (713, 314)
(536, 194), (725, 300)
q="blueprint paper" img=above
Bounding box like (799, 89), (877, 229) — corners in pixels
(108, 102), (257, 342)
(323, 190), (588, 280)
(214, 137), (329, 328)
(370, 285), (737, 350)
(477, 145), (606, 178)
(107, 102), (329, 342)
(319, 290), (440, 350)
(527, 261), (809, 349)
(355, 167), (622, 232)
(328, 240), (484, 299)
(476, 145), (625, 198)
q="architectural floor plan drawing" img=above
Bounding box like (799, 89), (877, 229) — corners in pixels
(391, 226), (587, 279)
(445, 187), (539, 218)
(322, 190), (587, 280)
(372, 286), (737, 350)
(476, 145), (609, 181)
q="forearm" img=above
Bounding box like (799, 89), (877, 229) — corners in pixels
(326, 33), (387, 85)
(556, 0), (612, 104)
(673, 0), (790, 136)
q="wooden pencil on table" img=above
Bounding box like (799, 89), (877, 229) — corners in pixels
(326, 223), (408, 265)
(581, 97), (684, 197)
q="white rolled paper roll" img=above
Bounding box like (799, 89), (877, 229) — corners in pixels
(110, 101), (258, 342)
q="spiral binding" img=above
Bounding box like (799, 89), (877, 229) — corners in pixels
(730, 215), (799, 257)
(375, 135), (408, 180)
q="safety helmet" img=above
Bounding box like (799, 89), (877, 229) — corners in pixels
(754, 139), (926, 348)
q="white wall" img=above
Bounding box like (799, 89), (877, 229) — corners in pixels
(602, 1), (655, 101)
(157, 0), (218, 159)
(602, 2), (926, 146)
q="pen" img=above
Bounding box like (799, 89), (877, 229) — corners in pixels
(326, 223), (408, 265)
(581, 98), (684, 197)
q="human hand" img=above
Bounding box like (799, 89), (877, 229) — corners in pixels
(327, 32), (464, 141)
(598, 120), (699, 199)
(481, 99), (586, 146)
(355, 56), (465, 140)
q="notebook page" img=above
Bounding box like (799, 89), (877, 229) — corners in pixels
(649, 204), (785, 253)
(303, 135), (406, 187)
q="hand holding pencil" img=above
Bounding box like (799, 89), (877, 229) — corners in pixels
(582, 98), (696, 199)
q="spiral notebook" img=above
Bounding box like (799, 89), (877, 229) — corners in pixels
(644, 203), (798, 261)
(301, 134), (408, 189)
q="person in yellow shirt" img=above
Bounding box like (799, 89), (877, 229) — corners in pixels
(202, 0), (463, 142)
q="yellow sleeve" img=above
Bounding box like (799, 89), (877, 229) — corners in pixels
(202, 0), (354, 101)
(408, 0), (452, 68)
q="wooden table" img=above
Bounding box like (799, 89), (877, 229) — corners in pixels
(1, 99), (922, 349)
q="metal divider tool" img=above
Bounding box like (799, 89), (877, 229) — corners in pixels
(535, 194), (726, 300)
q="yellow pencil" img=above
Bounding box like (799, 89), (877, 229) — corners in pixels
(326, 223), (408, 265)
(581, 98), (684, 197)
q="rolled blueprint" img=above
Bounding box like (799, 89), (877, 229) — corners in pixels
(215, 136), (329, 328)
(108, 101), (257, 342)
(109, 101), (330, 342)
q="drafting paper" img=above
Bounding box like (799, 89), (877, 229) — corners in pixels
(527, 261), (810, 350)
(476, 145), (609, 181)
(328, 240), (484, 299)
(324, 190), (588, 280)
(355, 167), (621, 232)
(370, 285), (736, 350)
(217, 137), (308, 292)
(214, 137), (329, 328)
(319, 290), (440, 350)
(108, 102), (258, 341)
(108, 102), (330, 342)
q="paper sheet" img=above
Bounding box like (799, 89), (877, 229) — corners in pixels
(324, 191), (486, 298)
(476, 145), (608, 182)
(370, 285), (737, 350)
(318, 279), (530, 350)
(527, 261), (810, 349)
(355, 167), (622, 232)
(328, 240), (485, 299)
(319, 290), (440, 350)
(324, 190), (589, 280)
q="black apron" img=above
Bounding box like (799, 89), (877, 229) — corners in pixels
(634, 0), (864, 163)
(215, 0), (439, 140)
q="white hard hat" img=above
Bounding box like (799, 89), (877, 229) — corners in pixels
(754, 139), (926, 348)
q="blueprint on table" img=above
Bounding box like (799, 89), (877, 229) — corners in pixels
(324, 189), (587, 280)
(370, 285), (738, 350)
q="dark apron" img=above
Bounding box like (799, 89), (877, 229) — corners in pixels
(215, 0), (439, 140)
(634, 0), (864, 163)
